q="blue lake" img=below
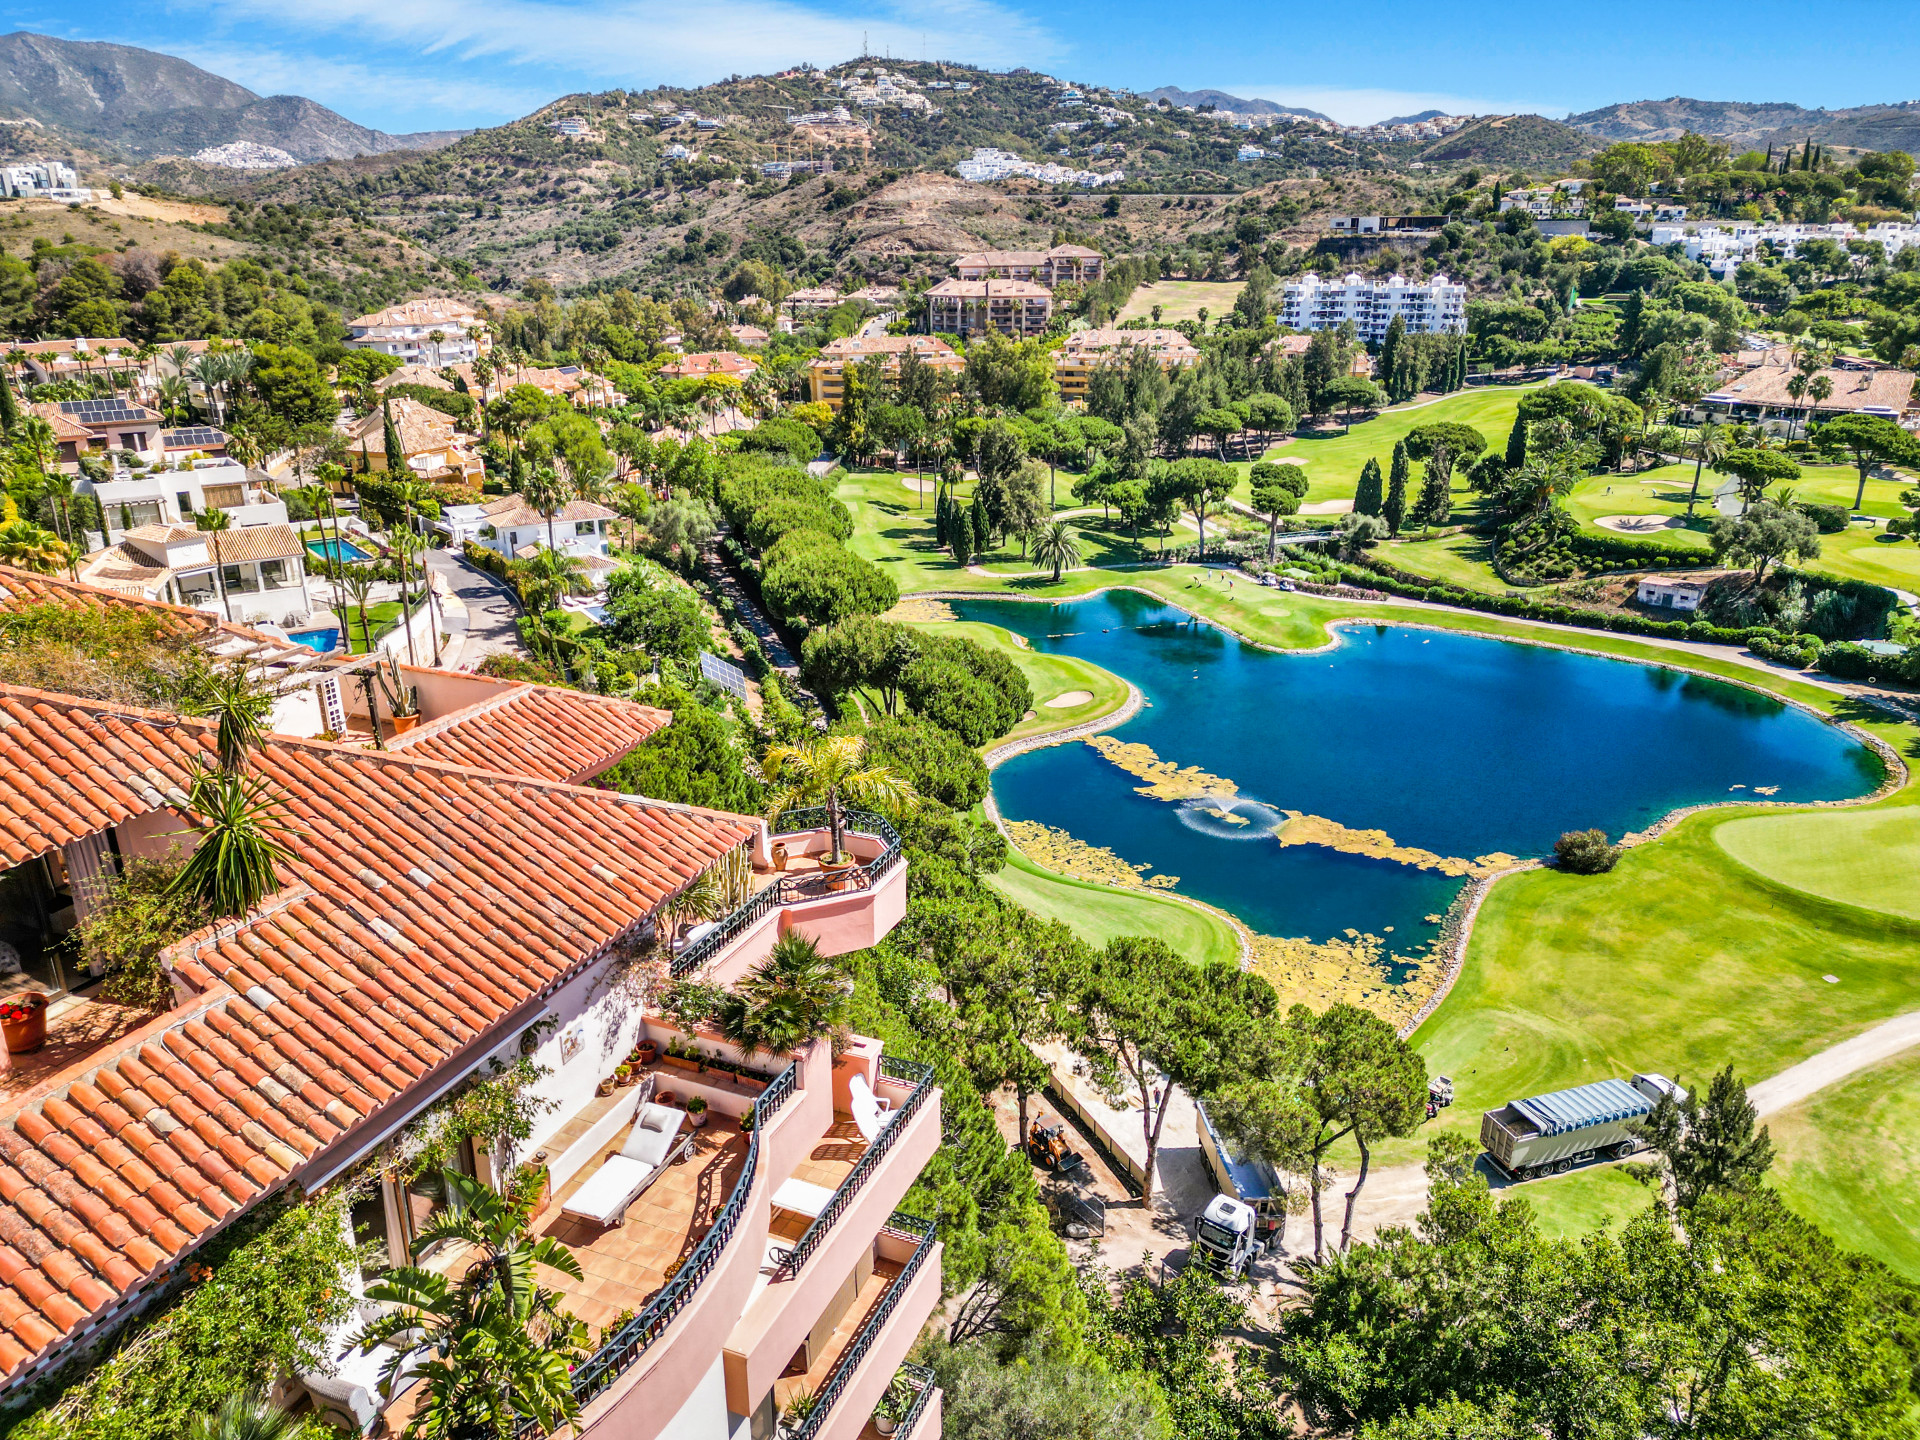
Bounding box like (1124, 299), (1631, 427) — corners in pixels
(961, 591), (1881, 947)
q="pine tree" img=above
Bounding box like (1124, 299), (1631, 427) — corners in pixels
(1354, 457), (1384, 517)
(1416, 446), (1453, 530)
(1504, 413), (1527, 469)
(1383, 443), (1409, 537)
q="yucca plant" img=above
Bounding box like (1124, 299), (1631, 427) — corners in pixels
(183, 660), (274, 774)
(186, 1393), (308, 1440)
(168, 769), (301, 919)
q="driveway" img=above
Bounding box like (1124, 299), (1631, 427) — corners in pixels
(426, 548), (524, 668)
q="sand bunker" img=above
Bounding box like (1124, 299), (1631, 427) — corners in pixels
(1044, 689), (1094, 708)
(1300, 499), (1354, 515)
(1597, 513), (1686, 534)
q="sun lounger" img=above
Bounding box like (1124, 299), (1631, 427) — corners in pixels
(848, 1073), (894, 1144)
(562, 1103), (689, 1226)
(771, 1177), (836, 1219)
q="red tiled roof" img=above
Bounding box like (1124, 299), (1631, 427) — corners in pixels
(0, 684), (755, 1383)
(387, 679), (669, 783)
(0, 567), (212, 638)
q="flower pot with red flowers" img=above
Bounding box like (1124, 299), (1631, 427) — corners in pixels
(0, 993), (47, 1055)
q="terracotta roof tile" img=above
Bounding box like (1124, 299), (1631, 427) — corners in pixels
(0, 679), (755, 1386)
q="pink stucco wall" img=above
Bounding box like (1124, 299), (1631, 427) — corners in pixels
(811, 1236), (945, 1440)
(703, 852), (909, 988)
(722, 1081), (942, 1410)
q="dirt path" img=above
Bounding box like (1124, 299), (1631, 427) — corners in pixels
(1344, 1008), (1920, 1244)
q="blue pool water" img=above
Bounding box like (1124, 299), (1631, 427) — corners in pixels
(962, 591), (1880, 945)
(287, 627), (342, 653)
(307, 538), (373, 563)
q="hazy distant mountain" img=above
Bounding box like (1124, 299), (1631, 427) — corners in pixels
(1379, 109), (1448, 126)
(0, 32), (468, 162)
(1144, 86), (1334, 124)
(1566, 95), (1920, 154)
(1417, 113), (1601, 167)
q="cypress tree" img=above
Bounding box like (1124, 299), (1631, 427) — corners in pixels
(1383, 443), (1409, 537)
(1379, 314), (1406, 402)
(1504, 413), (1527, 469)
(382, 398), (405, 474)
(1354, 457), (1384, 517)
(0, 366), (17, 436)
(970, 492), (991, 555)
(1417, 446), (1453, 530)
(951, 507), (974, 567)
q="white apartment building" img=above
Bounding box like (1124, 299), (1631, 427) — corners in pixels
(344, 299), (489, 366)
(1278, 272), (1467, 341)
(0, 161), (85, 200)
(1652, 220), (1920, 277)
(1499, 179), (1586, 217)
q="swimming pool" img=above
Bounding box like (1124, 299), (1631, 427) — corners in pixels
(307, 538), (373, 563)
(286, 627), (342, 653)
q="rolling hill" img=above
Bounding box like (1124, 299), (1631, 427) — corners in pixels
(0, 31), (467, 162)
(1143, 86), (1334, 123)
(1566, 96), (1920, 155)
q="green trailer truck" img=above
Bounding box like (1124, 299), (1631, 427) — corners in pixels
(1480, 1074), (1682, 1180)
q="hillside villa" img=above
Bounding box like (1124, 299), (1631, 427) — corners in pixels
(1054, 327), (1198, 401)
(344, 299), (490, 367)
(342, 398), (486, 485)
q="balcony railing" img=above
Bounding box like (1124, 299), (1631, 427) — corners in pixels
(670, 810), (904, 978)
(776, 1054), (934, 1274)
(889, 1363), (939, 1440)
(523, 1061), (802, 1434)
(789, 1215), (938, 1440)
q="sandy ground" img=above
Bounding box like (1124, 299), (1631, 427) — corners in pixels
(1597, 513), (1687, 533)
(88, 193), (228, 224)
(1043, 689), (1094, 707)
(1299, 499), (1354, 515)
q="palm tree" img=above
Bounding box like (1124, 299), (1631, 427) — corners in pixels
(762, 734), (917, 866)
(168, 768), (301, 918)
(340, 566), (380, 655)
(1031, 519), (1081, 582)
(1684, 418), (1728, 516)
(716, 933), (853, 1060)
(520, 463), (572, 557)
(0, 520), (69, 573)
(1784, 373), (1809, 440)
(354, 1169), (586, 1440)
(187, 1393), (306, 1440)
(521, 546), (588, 608)
(183, 661), (273, 773)
(1807, 375), (1833, 425)
(196, 508), (236, 622)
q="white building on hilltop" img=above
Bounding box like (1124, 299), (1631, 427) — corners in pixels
(1, 161), (85, 201)
(344, 299), (489, 367)
(1651, 220), (1920, 278)
(1278, 272), (1467, 341)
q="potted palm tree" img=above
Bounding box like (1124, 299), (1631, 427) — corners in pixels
(716, 934), (853, 1060)
(761, 735), (917, 890)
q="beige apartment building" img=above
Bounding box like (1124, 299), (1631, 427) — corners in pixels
(951, 245), (1105, 286)
(1054, 327), (1199, 401)
(925, 279), (1054, 339)
(807, 335), (964, 410)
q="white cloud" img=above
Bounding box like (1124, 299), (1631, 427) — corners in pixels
(194, 0), (1059, 92)
(1217, 84), (1569, 127)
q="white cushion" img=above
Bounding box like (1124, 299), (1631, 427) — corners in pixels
(562, 1155), (651, 1226)
(620, 1104), (685, 1164)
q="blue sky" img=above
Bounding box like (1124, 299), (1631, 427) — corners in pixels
(10, 0), (1920, 135)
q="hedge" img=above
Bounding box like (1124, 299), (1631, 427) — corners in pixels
(1817, 641), (1920, 684)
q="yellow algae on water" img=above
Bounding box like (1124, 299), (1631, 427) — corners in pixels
(885, 598), (957, 624)
(1004, 820), (1179, 891)
(1200, 806), (1251, 826)
(1250, 932), (1444, 1028)
(1086, 735), (1239, 800)
(1273, 811), (1517, 879)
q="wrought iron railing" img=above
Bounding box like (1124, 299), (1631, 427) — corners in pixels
(522, 1061), (801, 1435)
(778, 1056), (934, 1274)
(789, 1216), (937, 1440)
(890, 1362), (938, 1440)
(670, 809), (904, 977)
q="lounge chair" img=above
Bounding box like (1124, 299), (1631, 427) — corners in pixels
(562, 1103), (689, 1226)
(849, 1073), (894, 1144)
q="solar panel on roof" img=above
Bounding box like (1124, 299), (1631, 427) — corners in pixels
(699, 651), (749, 702)
(58, 398), (148, 423)
(162, 427), (225, 448)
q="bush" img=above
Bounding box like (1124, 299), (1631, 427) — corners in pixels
(901, 632), (1033, 746)
(743, 493), (852, 551)
(1817, 641), (1920, 684)
(761, 535), (898, 632)
(75, 854), (207, 1011)
(1801, 502), (1852, 534)
(1553, 829), (1621, 874)
(865, 712), (990, 809)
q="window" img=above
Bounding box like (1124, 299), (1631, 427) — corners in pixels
(178, 569), (216, 604)
(222, 563), (260, 594)
(259, 558), (293, 590)
(574, 520), (597, 536)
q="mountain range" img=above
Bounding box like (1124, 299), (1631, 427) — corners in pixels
(1142, 86), (1335, 124)
(1565, 96), (1920, 155)
(0, 32), (468, 163)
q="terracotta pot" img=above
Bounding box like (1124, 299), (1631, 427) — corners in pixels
(615, 1069), (635, 1088)
(771, 842), (788, 871)
(655, 1090), (677, 1108)
(391, 712), (421, 734)
(596, 1079), (615, 1098)
(820, 859), (855, 893)
(635, 1041), (658, 1064)
(2, 1007), (47, 1055)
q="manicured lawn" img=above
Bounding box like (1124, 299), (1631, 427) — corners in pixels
(343, 601), (404, 654)
(1234, 386), (1538, 506)
(1115, 278), (1245, 326)
(1510, 1163), (1660, 1242)
(913, 618), (1132, 743)
(1765, 1046), (1920, 1279)
(1378, 531), (1509, 593)
(1402, 782), (1920, 1164)
(1714, 803), (1920, 921)
(987, 845), (1244, 965)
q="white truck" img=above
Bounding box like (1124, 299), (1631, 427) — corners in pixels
(1480, 1074), (1682, 1180)
(1193, 1100), (1286, 1275)
(1191, 1194), (1266, 1278)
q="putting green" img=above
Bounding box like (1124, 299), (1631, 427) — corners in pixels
(1714, 807), (1920, 921)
